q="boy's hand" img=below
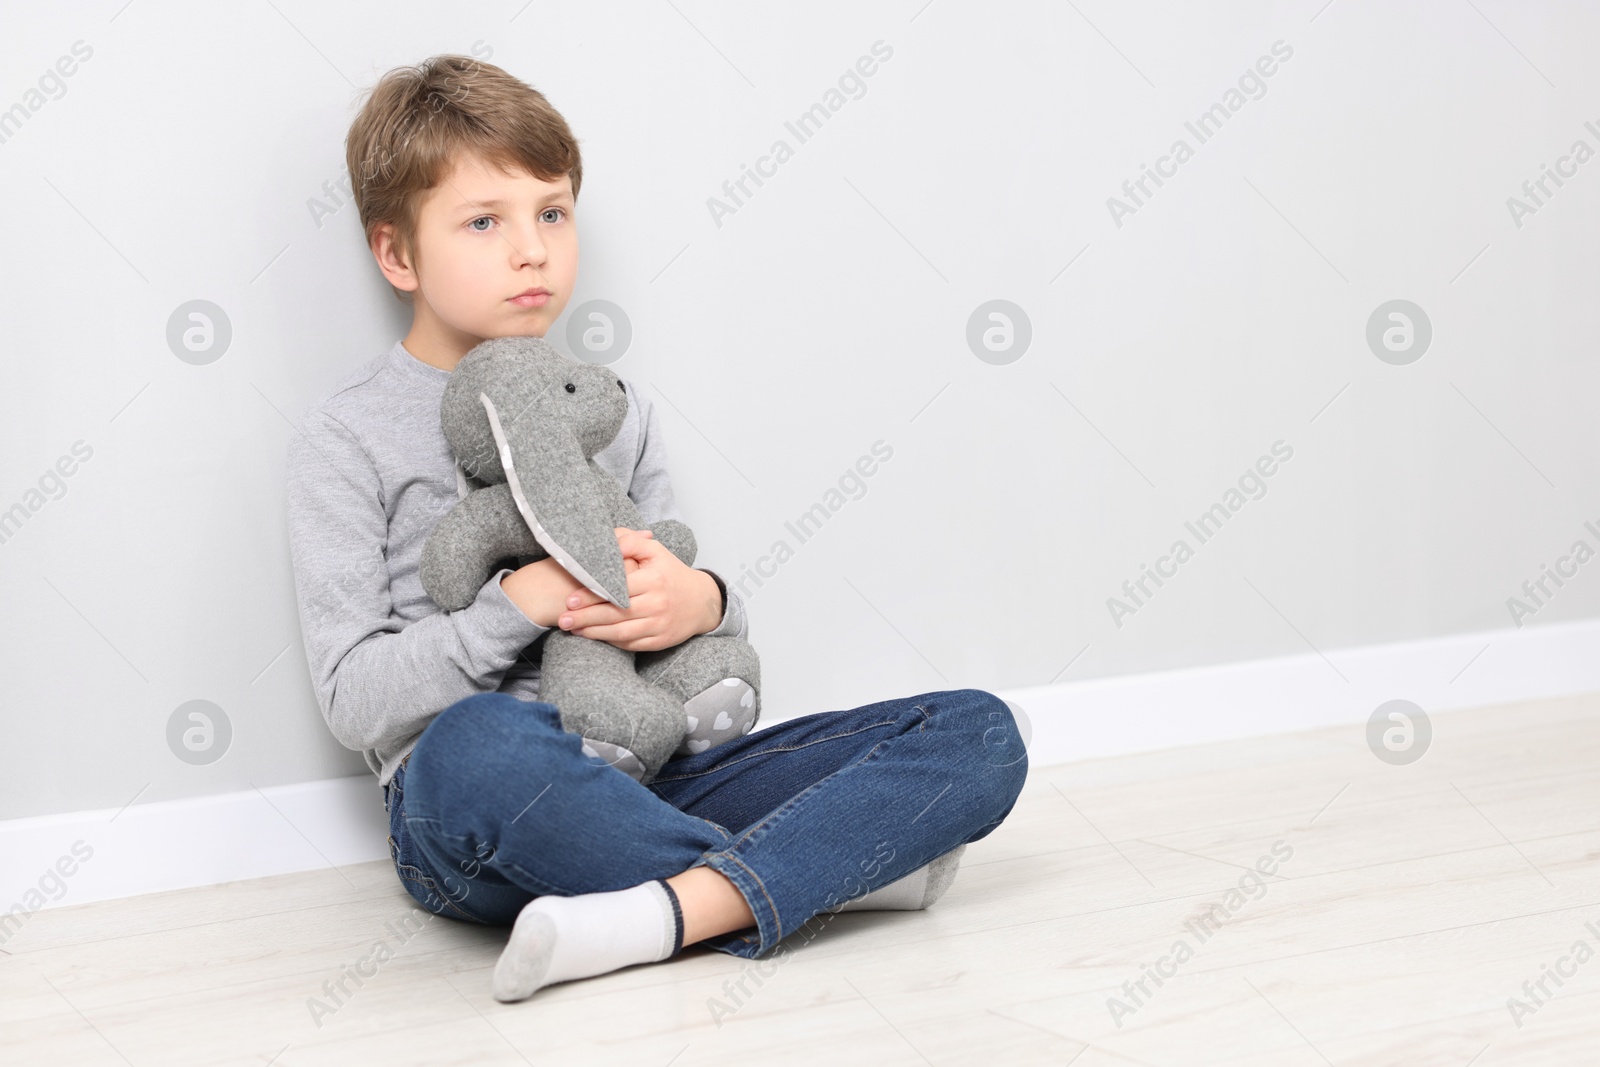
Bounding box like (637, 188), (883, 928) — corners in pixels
(559, 527), (722, 651)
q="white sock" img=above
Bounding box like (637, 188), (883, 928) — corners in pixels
(492, 879), (683, 1003)
(834, 844), (967, 912)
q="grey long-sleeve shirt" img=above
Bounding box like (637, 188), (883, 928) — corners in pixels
(285, 339), (748, 788)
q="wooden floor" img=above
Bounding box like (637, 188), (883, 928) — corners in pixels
(5, 693), (1598, 1066)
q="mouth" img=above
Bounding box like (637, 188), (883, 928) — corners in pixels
(509, 287), (551, 309)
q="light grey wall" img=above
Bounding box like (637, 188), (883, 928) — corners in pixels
(3, 1), (1596, 820)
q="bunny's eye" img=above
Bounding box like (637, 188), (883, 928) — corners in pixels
(617, 380), (625, 392)
(564, 382), (575, 393)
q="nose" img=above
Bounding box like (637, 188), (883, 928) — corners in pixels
(508, 219), (548, 268)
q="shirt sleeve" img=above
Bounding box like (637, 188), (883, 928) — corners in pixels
(285, 411), (551, 756)
(623, 384), (749, 641)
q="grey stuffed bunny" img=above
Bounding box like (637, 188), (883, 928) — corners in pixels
(418, 335), (761, 784)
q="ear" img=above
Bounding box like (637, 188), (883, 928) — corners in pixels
(479, 391), (630, 608)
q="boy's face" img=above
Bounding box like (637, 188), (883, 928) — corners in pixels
(380, 151), (578, 354)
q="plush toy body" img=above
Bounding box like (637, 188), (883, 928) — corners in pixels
(419, 335), (760, 783)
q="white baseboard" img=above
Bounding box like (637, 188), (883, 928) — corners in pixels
(0, 776), (391, 934)
(5, 618), (1599, 920)
(1003, 616), (1600, 765)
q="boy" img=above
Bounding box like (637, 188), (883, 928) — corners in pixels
(286, 54), (1028, 1004)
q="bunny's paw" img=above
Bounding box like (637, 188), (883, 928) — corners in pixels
(579, 738), (647, 782)
(676, 678), (757, 756)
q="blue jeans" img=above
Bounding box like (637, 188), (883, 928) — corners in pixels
(384, 687), (1028, 959)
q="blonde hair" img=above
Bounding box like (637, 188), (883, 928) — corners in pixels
(344, 54), (582, 300)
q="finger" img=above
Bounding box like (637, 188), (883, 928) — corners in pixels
(617, 533), (664, 564)
(568, 565), (657, 610)
(562, 580), (614, 610)
(623, 567), (662, 597)
(571, 616), (661, 646)
(559, 601), (627, 630)
(564, 557), (645, 611)
(570, 568), (656, 623)
(563, 589), (602, 612)
(568, 565), (642, 602)
(575, 612), (672, 651)
(615, 533), (652, 557)
(574, 593), (664, 632)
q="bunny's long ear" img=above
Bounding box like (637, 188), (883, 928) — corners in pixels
(479, 391), (630, 609)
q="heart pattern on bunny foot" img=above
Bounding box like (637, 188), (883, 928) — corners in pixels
(675, 677), (758, 757)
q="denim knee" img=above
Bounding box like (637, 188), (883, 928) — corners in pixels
(407, 693), (565, 809)
(941, 687), (1029, 812)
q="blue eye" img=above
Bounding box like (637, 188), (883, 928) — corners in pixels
(468, 216), (493, 232)
(540, 207), (565, 224)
